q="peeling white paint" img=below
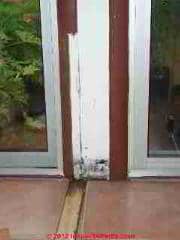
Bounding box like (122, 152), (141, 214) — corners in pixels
(69, 34), (81, 164)
(77, 0), (110, 164)
(69, 1), (110, 179)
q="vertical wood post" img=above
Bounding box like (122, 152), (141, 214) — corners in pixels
(110, 0), (129, 180)
(57, 0), (77, 178)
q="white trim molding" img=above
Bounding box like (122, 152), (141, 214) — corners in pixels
(69, 0), (110, 179)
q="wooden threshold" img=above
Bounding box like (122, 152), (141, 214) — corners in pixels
(57, 181), (86, 237)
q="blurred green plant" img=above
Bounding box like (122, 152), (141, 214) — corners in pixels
(151, 0), (180, 66)
(0, 0), (42, 126)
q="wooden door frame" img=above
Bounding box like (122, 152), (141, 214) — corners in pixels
(110, 0), (129, 180)
(57, 0), (77, 179)
(58, 0), (129, 180)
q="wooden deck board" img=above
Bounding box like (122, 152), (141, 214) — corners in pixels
(0, 178), (69, 240)
(82, 181), (180, 240)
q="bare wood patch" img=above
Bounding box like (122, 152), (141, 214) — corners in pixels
(57, 181), (86, 236)
(76, 187), (86, 235)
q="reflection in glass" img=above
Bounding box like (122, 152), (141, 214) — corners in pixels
(0, 0), (47, 151)
(149, 0), (180, 156)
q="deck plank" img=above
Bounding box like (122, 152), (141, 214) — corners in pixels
(82, 181), (180, 240)
(0, 178), (69, 240)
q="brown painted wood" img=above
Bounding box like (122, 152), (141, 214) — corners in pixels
(0, 229), (10, 240)
(82, 181), (180, 239)
(59, 0), (77, 35)
(0, 179), (69, 239)
(110, 0), (129, 180)
(57, 0), (77, 178)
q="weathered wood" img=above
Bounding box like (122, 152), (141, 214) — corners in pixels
(57, 181), (86, 236)
(0, 229), (10, 240)
(77, 186), (86, 235)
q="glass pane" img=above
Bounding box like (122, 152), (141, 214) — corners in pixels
(149, 0), (180, 157)
(0, 0), (47, 151)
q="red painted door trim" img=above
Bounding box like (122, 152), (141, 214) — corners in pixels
(110, 0), (129, 180)
(57, 0), (77, 179)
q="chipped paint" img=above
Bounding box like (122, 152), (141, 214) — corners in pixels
(74, 159), (109, 180)
(69, 1), (110, 179)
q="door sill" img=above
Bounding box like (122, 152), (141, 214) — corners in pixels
(0, 168), (63, 177)
(129, 169), (180, 178)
